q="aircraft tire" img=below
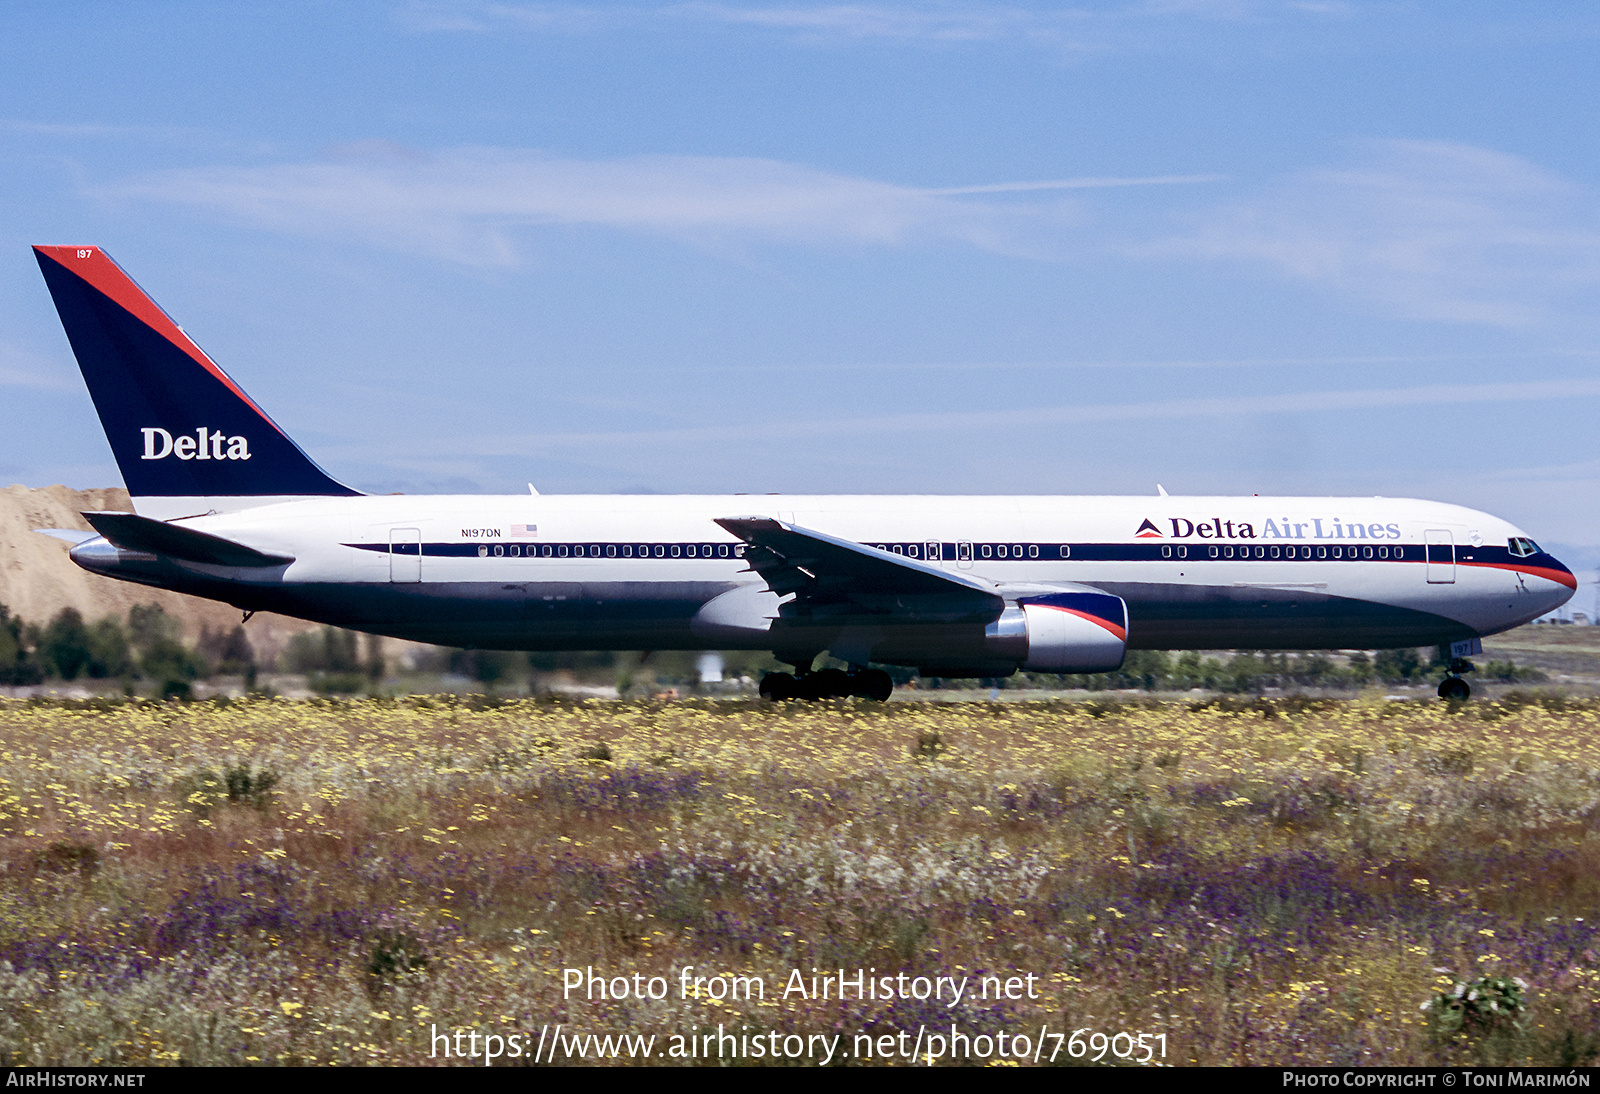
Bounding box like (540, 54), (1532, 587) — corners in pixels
(760, 672), (797, 701)
(855, 669), (894, 702)
(1437, 677), (1471, 701)
(811, 668), (852, 700)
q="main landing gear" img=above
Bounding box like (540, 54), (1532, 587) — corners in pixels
(760, 666), (894, 702)
(1437, 657), (1475, 701)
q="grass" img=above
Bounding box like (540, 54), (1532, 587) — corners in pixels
(0, 694), (1599, 1065)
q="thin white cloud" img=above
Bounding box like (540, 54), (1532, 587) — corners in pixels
(399, 0), (1346, 45)
(0, 118), (209, 143)
(0, 344), (78, 392)
(0, 119), (149, 138)
(341, 376), (1600, 457)
(658, 350), (1550, 375)
(106, 148), (1226, 263)
(102, 139), (1600, 327)
(398, 1), (622, 32)
(927, 173), (1225, 194)
(1158, 139), (1600, 326)
(666, 3), (1085, 40)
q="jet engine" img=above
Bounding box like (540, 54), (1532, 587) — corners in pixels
(983, 590), (1128, 674)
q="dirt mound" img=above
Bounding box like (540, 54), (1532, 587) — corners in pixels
(0, 484), (317, 661)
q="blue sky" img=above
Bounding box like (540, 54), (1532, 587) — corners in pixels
(3, 1), (1600, 568)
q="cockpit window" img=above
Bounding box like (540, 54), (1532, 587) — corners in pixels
(1508, 537), (1539, 558)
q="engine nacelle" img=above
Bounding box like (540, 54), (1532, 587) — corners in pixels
(984, 591), (1128, 673)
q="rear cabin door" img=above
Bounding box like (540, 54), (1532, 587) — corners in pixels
(390, 527), (422, 583)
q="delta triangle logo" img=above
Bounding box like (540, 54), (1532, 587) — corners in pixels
(1135, 518), (1163, 539)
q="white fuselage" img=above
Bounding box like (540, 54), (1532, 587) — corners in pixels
(75, 493), (1574, 666)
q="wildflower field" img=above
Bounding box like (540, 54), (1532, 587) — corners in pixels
(2, 694), (1600, 1066)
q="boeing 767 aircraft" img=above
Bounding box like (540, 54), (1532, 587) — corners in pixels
(31, 246), (1575, 700)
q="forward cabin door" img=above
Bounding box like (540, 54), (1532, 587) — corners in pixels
(1425, 529), (1455, 584)
(390, 527), (422, 583)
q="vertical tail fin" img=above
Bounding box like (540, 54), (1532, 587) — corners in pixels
(34, 245), (361, 518)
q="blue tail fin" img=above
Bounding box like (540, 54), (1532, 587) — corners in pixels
(34, 245), (361, 517)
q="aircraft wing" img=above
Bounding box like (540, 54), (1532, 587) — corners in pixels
(714, 516), (1002, 621)
(84, 511), (294, 568)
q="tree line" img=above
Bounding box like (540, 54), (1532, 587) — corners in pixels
(0, 602), (246, 692)
(0, 599), (1543, 696)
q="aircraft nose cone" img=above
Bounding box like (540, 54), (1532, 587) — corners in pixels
(1544, 550), (1577, 589)
(1538, 550), (1579, 615)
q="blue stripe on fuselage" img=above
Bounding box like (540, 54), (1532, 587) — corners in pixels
(341, 538), (1559, 573)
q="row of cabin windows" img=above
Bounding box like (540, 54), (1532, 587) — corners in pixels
(875, 543), (1042, 559)
(1162, 544), (1408, 560)
(477, 543), (746, 558)
(465, 541), (1415, 561)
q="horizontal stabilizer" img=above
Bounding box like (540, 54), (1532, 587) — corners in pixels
(35, 529), (97, 545)
(84, 511), (294, 567)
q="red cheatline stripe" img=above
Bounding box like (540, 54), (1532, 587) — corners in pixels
(33, 246), (287, 439)
(1336, 555), (1574, 591)
(1461, 560), (1578, 590)
(1036, 603), (1127, 641)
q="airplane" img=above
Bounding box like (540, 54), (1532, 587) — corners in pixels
(31, 245), (1575, 702)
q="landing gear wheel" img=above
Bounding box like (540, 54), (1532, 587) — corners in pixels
(760, 672), (797, 701)
(1438, 677), (1471, 701)
(855, 669), (894, 702)
(809, 668), (851, 700)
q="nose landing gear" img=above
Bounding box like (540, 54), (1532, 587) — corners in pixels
(1437, 657), (1475, 701)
